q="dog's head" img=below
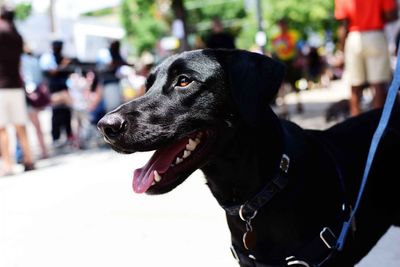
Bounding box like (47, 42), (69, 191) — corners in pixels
(98, 49), (285, 194)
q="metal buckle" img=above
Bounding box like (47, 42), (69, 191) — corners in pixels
(239, 204), (258, 222)
(285, 256), (310, 267)
(320, 227), (336, 249)
(280, 154), (290, 173)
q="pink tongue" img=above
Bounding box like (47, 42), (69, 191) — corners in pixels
(133, 138), (189, 193)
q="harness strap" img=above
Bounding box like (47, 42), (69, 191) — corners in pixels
(222, 157), (290, 218)
(221, 127), (293, 220)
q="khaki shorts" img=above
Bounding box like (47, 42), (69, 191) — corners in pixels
(345, 31), (392, 86)
(0, 89), (29, 127)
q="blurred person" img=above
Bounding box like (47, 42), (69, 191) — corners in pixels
(335, 0), (398, 116)
(67, 72), (91, 149)
(138, 52), (155, 78)
(85, 70), (105, 126)
(97, 40), (128, 112)
(205, 16), (236, 49)
(326, 48), (345, 81)
(120, 52), (153, 102)
(271, 18), (304, 116)
(119, 65), (141, 102)
(40, 40), (74, 148)
(21, 47), (49, 159)
(0, 5), (35, 175)
(80, 70), (108, 148)
(131, 55), (152, 98)
(305, 46), (326, 88)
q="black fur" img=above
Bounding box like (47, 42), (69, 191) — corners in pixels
(325, 99), (350, 123)
(98, 49), (400, 267)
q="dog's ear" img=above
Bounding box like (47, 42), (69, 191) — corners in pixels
(215, 49), (285, 126)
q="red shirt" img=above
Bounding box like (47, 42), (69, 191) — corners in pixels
(335, 0), (397, 32)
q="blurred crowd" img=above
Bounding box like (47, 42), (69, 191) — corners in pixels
(0, 5), (152, 176)
(1, 0), (399, 176)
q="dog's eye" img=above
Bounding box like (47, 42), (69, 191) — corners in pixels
(176, 76), (192, 87)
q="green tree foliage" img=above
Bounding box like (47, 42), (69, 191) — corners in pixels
(121, 0), (168, 55)
(14, 2), (33, 21)
(84, 7), (115, 17)
(185, 0), (246, 39)
(263, 0), (336, 35)
(120, 0), (336, 54)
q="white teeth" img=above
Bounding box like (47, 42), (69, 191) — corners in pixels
(174, 134), (203, 166)
(154, 171), (162, 182)
(186, 138), (198, 151)
(183, 150), (191, 158)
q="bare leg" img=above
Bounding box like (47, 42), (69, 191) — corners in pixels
(370, 83), (387, 110)
(28, 110), (48, 159)
(350, 85), (363, 116)
(0, 127), (13, 174)
(15, 125), (34, 166)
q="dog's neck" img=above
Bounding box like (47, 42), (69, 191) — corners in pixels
(201, 113), (284, 207)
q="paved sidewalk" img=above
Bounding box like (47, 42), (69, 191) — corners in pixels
(1, 80), (399, 267)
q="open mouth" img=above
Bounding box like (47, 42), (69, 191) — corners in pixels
(133, 129), (215, 194)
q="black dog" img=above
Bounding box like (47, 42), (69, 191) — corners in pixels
(325, 99), (350, 123)
(97, 49), (400, 267)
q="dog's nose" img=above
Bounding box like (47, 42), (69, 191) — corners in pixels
(97, 114), (127, 140)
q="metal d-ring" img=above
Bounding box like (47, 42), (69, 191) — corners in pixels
(239, 205), (258, 222)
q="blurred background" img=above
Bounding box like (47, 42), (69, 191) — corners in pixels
(1, 0), (400, 266)
(6, 0), (398, 63)
(1, 0), (340, 59)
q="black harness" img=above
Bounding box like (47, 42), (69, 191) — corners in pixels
(221, 128), (352, 267)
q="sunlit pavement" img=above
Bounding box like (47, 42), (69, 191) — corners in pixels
(1, 80), (399, 267)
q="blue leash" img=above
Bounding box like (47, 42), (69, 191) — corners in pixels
(336, 49), (400, 251)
